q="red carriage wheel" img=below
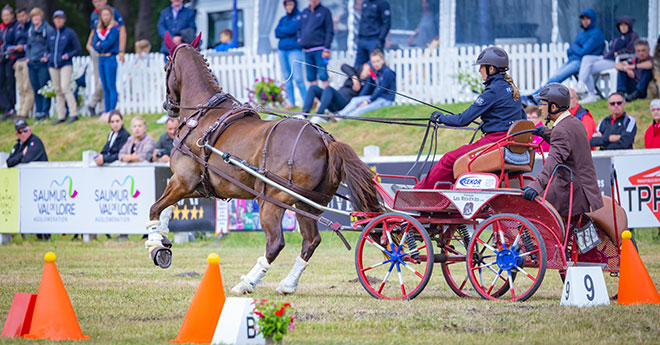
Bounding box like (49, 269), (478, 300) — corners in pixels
(466, 214), (547, 301)
(355, 213), (433, 300)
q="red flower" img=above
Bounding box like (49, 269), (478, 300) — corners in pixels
(275, 307), (286, 317)
(254, 311), (264, 318)
(283, 302), (291, 308)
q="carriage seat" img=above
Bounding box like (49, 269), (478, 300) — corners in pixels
(586, 195), (628, 245)
(453, 120), (536, 179)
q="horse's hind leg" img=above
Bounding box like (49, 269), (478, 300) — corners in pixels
(276, 205), (320, 295)
(231, 202), (286, 295)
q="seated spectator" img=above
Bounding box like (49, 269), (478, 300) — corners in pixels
(151, 117), (179, 162)
(214, 29), (238, 52)
(577, 16), (638, 104)
(94, 110), (129, 166)
(590, 92), (636, 150)
(7, 119), (48, 167)
(568, 87), (596, 145)
(616, 39), (653, 102)
(47, 10), (81, 125)
(119, 116), (155, 162)
(521, 8), (604, 105)
(92, 6), (121, 114)
(525, 106), (549, 152)
(338, 49), (395, 118)
(645, 99), (660, 149)
(302, 63), (367, 123)
(648, 36), (660, 99)
(25, 7), (52, 122)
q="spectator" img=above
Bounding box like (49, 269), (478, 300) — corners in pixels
(648, 36), (660, 99)
(157, 0), (196, 56)
(338, 49), (395, 117)
(407, 0), (438, 48)
(525, 105), (549, 152)
(645, 99), (660, 149)
(303, 63), (367, 123)
(7, 119), (48, 167)
(214, 29), (238, 52)
(85, 0), (127, 117)
(568, 87), (597, 144)
(26, 8), (52, 122)
(590, 92), (636, 150)
(577, 16), (638, 104)
(275, 0), (307, 109)
(615, 39), (653, 102)
(0, 6), (18, 120)
(135, 39), (151, 58)
(119, 116), (155, 162)
(298, 0), (333, 88)
(151, 118), (179, 162)
(94, 110), (129, 166)
(92, 6), (121, 114)
(47, 10), (81, 125)
(12, 8), (33, 120)
(354, 0), (390, 68)
(521, 8), (604, 105)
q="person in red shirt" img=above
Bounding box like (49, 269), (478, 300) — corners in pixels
(645, 99), (660, 148)
(568, 88), (597, 146)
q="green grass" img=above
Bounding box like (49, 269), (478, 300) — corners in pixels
(0, 98), (654, 161)
(1, 231), (660, 345)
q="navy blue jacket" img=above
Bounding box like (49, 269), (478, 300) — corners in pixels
(275, 2), (302, 51)
(358, 0), (391, 42)
(604, 16), (638, 61)
(436, 74), (526, 133)
(567, 8), (604, 61)
(7, 134), (48, 167)
(157, 5), (197, 54)
(1, 20), (19, 59)
(47, 25), (81, 68)
(359, 64), (396, 102)
(90, 7), (125, 31)
(26, 22), (52, 62)
(13, 20), (30, 59)
(590, 113), (637, 150)
(92, 24), (120, 54)
(298, 4), (333, 50)
(100, 127), (129, 164)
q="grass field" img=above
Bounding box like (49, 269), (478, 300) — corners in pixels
(1, 231), (660, 345)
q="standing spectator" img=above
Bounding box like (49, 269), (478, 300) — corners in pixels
(354, 0), (390, 68)
(214, 29), (238, 52)
(119, 116), (155, 162)
(645, 99), (660, 149)
(338, 49), (395, 117)
(47, 10), (81, 125)
(93, 6), (120, 114)
(13, 8), (33, 120)
(275, 0), (307, 109)
(26, 8), (52, 122)
(157, 0), (196, 56)
(615, 39), (653, 102)
(521, 8), (604, 105)
(85, 0), (127, 117)
(0, 6), (18, 120)
(577, 16), (638, 104)
(298, 0), (333, 88)
(648, 36), (660, 99)
(95, 110), (129, 165)
(7, 119), (48, 167)
(568, 88), (596, 144)
(407, 0), (438, 48)
(590, 92), (636, 150)
(525, 105), (549, 152)
(135, 39), (151, 58)
(151, 118), (179, 162)
(302, 63), (367, 123)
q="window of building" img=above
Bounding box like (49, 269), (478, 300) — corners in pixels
(207, 9), (244, 49)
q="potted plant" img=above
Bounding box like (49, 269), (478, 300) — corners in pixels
(247, 77), (286, 108)
(253, 299), (295, 344)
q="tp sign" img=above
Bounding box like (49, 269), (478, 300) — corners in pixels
(613, 156), (660, 228)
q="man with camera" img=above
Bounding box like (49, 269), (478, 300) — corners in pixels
(151, 117), (179, 163)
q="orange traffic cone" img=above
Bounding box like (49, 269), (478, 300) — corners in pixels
(617, 231), (660, 305)
(171, 253), (226, 344)
(23, 252), (89, 340)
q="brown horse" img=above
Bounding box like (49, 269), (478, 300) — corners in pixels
(145, 34), (381, 295)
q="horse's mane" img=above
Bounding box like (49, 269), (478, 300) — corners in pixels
(177, 45), (223, 94)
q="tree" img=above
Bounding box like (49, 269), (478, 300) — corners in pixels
(135, 0), (151, 41)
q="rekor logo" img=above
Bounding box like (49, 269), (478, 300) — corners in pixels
(623, 165), (660, 222)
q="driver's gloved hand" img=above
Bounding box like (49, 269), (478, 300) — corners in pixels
(522, 186), (539, 201)
(531, 126), (545, 137)
(430, 111), (443, 124)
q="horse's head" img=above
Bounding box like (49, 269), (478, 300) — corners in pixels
(163, 31), (202, 118)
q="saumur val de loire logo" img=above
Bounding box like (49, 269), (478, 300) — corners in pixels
(94, 176), (141, 222)
(32, 176), (78, 220)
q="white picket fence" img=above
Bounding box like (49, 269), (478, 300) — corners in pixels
(67, 42), (612, 116)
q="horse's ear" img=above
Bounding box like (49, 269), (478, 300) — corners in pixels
(191, 33), (202, 49)
(164, 31), (176, 53)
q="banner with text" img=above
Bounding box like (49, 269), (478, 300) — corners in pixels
(613, 155), (660, 228)
(0, 168), (19, 233)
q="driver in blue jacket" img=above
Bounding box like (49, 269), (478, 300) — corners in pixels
(415, 47), (525, 189)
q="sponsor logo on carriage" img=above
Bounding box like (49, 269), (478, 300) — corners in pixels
(463, 202), (474, 216)
(32, 176), (78, 221)
(455, 174), (497, 189)
(443, 191), (498, 219)
(624, 165), (660, 222)
(93, 176), (141, 222)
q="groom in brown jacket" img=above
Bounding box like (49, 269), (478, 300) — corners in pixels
(522, 83), (603, 217)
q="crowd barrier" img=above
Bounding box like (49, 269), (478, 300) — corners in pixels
(1, 148), (659, 235)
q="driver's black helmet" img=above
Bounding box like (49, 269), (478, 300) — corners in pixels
(473, 47), (509, 69)
(535, 83), (570, 109)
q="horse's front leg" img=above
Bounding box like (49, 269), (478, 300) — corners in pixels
(231, 202), (286, 295)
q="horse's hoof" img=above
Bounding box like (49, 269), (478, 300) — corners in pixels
(276, 283), (296, 295)
(151, 247), (172, 269)
(161, 237), (173, 248)
(230, 280), (254, 296)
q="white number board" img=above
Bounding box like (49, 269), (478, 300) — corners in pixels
(560, 267), (610, 307)
(211, 297), (265, 345)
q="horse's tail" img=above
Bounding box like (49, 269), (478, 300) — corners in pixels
(328, 141), (382, 213)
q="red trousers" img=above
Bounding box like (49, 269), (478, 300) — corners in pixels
(414, 131), (507, 189)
